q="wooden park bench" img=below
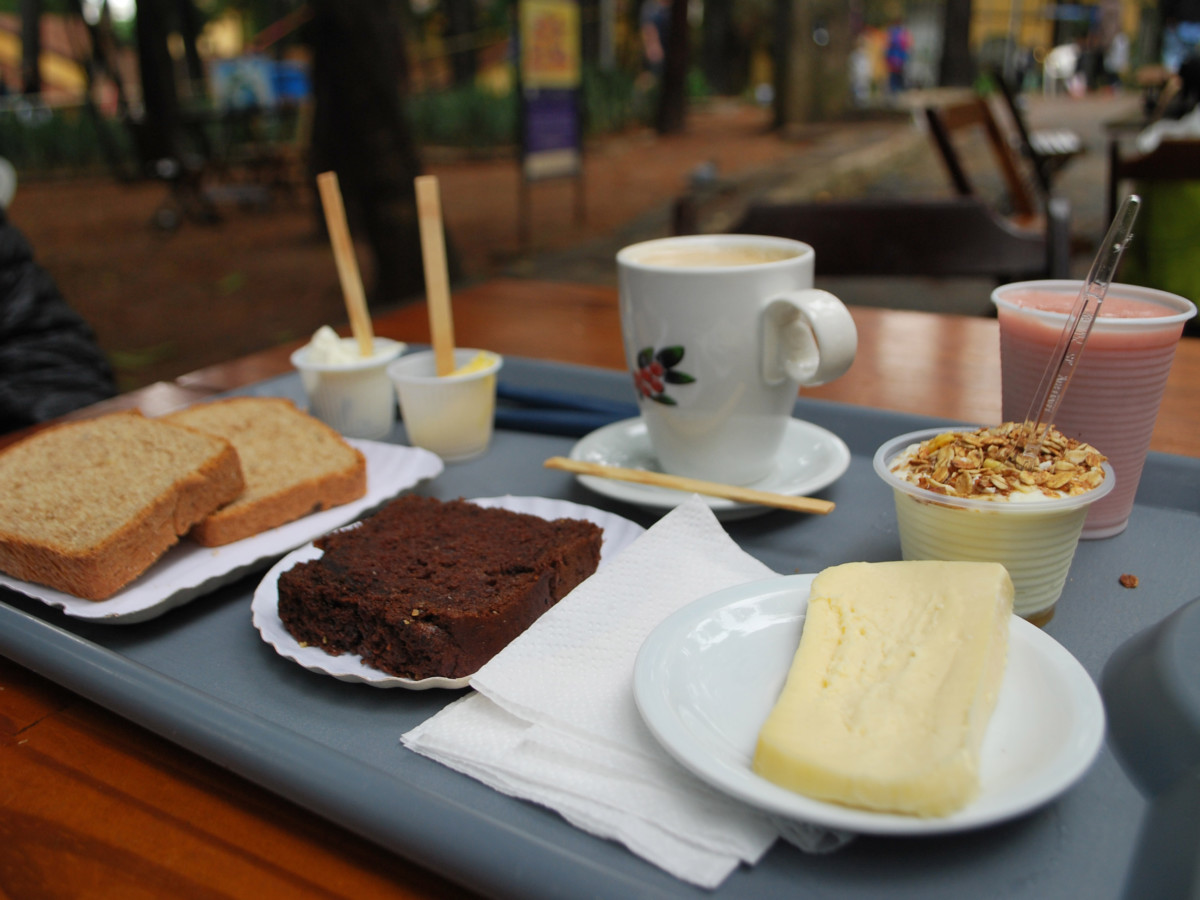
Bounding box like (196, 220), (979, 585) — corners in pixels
(988, 68), (1085, 199)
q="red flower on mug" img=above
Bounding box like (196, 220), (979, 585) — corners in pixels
(632, 345), (695, 405)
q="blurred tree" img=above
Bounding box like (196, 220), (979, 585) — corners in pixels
(133, 0), (183, 162)
(774, 0), (851, 126)
(176, 0), (205, 97)
(655, 0), (688, 133)
(444, 0), (477, 86)
(940, 0), (974, 86)
(701, 0), (735, 94)
(21, 0), (42, 94)
(701, 0), (761, 96)
(308, 0), (431, 305)
(578, 0), (602, 67)
(65, 0), (138, 178)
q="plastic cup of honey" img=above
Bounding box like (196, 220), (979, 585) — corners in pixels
(388, 348), (502, 462)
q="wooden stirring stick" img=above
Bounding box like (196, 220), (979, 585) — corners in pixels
(414, 175), (457, 376)
(544, 457), (835, 514)
(315, 171), (374, 357)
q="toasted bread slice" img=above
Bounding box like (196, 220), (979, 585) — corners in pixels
(165, 397), (367, 546)
(0, 411), (245, 600)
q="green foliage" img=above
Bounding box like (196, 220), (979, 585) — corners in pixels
(580, 66), (640, 134)
(0, 0), (74, 11)
(406, 65), (644, 149)
(407, 83), (517, 149)
(0, 101), (132, 175)
(686, 67), (711, 100)
(2, 64), (644, 173)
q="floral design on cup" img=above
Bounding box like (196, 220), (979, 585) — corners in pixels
(632, 345), (696, 405)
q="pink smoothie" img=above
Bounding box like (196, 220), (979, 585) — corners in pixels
(1002, 288), (1175, 318)
(992, 281), (1196, 538)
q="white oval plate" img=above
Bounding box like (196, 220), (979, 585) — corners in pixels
(253, 495), (645, 689)
(634, 574), (1106, 835)
(568, 417), (849, 520)
(0, 439), (444, 623)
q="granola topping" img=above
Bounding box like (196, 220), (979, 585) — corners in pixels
(892, 422), (1106, 502)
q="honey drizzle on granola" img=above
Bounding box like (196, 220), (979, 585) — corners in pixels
(895, 422), (1107, 500)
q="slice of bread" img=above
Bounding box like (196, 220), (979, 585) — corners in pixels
(165, 397), (367, 546)
(0, 411), (245, 600)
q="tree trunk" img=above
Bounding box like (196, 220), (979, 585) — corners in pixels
(579, 0), (600, 67)
(175, 0), (207, 102)
(774, 0), (851, 128)
(701, 0), (743, 96)
(20, 0), (41, 96)
(655, 0), (689, 134)
(134, 0), (182, 164)
(308, 0), (432, 307)
(444, 0), (477, 87)
(939, 0), (974, 87)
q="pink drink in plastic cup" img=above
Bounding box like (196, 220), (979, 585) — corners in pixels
(992, 280), (1196, 538)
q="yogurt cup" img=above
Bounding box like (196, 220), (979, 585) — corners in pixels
(992, 280), (1195, 539)
(388, 348), (502, 462)
(291, 336), (406, 440)
(873, 426), (1115, 625)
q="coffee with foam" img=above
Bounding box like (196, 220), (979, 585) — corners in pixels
(630, 246), (800, 268)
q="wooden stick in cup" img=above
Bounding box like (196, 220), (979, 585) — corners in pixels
(315, 170), (374, 358)
(415, 175), (457, 376)
(543, 457), (836, 515)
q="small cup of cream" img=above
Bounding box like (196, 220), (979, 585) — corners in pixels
(291, 326), (406, 440)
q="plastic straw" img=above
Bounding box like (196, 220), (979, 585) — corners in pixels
(1018, 193), (1141, 466)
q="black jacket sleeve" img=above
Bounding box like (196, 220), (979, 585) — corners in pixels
(0, 208), (117, 434)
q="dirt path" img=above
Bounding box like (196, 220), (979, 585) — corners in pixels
(9, 90), (1137, 393)
(9, 102), (806, 392)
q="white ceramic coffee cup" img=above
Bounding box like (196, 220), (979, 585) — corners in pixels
(617, 234), (857, 485)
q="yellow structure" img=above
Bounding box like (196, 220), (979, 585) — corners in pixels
(970, 0), (1150, 66)
(0, 25), (87, 96)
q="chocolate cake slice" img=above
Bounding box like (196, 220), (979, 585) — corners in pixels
(276, 495), (603, 680)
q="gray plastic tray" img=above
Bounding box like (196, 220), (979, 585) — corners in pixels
(3, 356), (1198, 900)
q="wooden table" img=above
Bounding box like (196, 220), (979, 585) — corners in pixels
(40, 278), (1199, 457)
(3, 278), (1198, 898)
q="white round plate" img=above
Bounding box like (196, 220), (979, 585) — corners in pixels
(568, 417), (849, 520)
(634, 574), (1106, 835)
(253, 496), (645, 689)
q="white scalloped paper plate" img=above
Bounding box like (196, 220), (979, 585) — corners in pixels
(252, 495), (646, 689)
(0, 440), (444, 624)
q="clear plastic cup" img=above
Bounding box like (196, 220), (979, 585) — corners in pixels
(874, 427), (1115, 625)
(388, 348), (502, 462)
(992, 280), (1195, 539)
(290, 337), (405, 440)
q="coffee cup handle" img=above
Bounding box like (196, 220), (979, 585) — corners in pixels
(762, 290), (858, 386)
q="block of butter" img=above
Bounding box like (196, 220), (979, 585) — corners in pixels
(753, 560), (1013, 817)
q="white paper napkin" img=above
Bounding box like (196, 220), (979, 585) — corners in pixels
(403, 496), (829, 888)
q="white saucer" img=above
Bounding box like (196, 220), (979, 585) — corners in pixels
(567, 417), (850, 520)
